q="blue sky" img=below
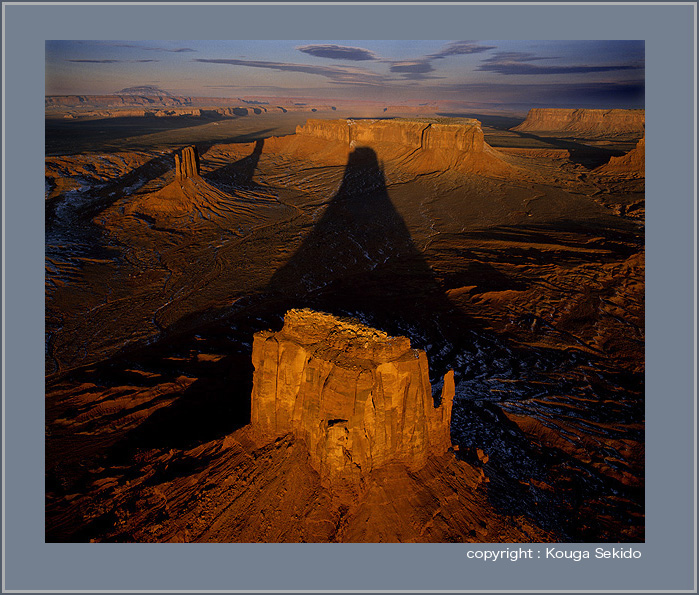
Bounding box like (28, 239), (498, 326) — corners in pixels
(45, 40), (644, 107)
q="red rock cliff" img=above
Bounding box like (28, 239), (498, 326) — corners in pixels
(251, 309), (454, 480)
(512, 108), (645, 137)
(286, 118), (516, 177)
(174, 146), (200, 180)
(595, 135), (645, 177)
(296, 118), (485, 152)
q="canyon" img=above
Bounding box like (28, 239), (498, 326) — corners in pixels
(45, 109), (645, 542)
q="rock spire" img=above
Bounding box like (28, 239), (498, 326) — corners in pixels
(174, 145), (200, 180)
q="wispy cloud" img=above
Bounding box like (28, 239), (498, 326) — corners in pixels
(203, 85), (288, 89)
(110, 42), (196, 53)
(67, 59), (159, 64)
(386, 41), (495, 80)
(296, 44), (378, 61)
(477, 52), (641, 75)
(429, 79), (644, 105)
(389, 60), (442, 81)
(428, 40), (497, 59)
(194, 58), (387, 86)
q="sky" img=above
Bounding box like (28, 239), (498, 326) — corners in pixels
(45, 40), (644, 108)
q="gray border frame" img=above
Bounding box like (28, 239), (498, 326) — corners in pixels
(3, 2), (696, 592)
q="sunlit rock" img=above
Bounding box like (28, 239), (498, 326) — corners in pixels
(512, 108), (645, 137)
(251, 309), (454, 480)
(595, 135), (645, 177)
(175, 145), (200, 181)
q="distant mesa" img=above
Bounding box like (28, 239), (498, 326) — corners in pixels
(45, 95), (339, 119)
(512, 108), (645, 138)
(175, 146), (200, 181)
(251, 309), (454, 481)
(44, 94), (194, 109)
(292, 118), (515, 177)
(116, 85), (175, 97)
(238, 97), (269, 105)
(595, 134), (645, 177)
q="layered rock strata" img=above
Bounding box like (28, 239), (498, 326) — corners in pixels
(251, 309), (454, 480)
(175, 146), (200, 180)
(296, 118), (485, 152)
(595, 135), (645, 177)
(288, 117), (517, 177)
(512, 108), (645, 137)
(45, 94), (193, 108)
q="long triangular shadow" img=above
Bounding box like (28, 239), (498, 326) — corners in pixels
(260, 146), (484, 383)
(204, 139), (265, 189)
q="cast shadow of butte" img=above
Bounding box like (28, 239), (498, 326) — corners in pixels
(261, 146), (485, 380)
(204, 139), (265, 188)
(104, 147), (497, 456)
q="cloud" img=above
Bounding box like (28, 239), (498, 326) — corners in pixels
(477, 52), (641, 75)
(484, 52), (551, 62)
(428, 41), (497, 59)
(296, 44), (378, 61)
(425, 80), (644, 107)
(389, 60), (443, 80)
(111, 43), (196, 53)
(67, 59), (159, 64)
(384, 41), (497, 80)
(194, 58), (387, 85)
(67, 59), (120, 64)
(203, 85), (287, 89)
(390, 60), (433, 74)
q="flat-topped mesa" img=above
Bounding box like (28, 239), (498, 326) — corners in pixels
(512, 108), (645, 137)
(296, 118), (485, 153)
(174, 145), (200, 181)
(251, 309), (454, 482)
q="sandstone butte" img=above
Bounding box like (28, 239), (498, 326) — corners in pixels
(512, 108), (645, 137)
(174, 145), (200, 181)
(296, 117), (485, 152)
(250, 309), (455, 481)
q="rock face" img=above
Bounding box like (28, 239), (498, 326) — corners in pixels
(175, 146), (200, 180)
(512, 108), (645, 137)
(288, 117), (515, 177)
(251, 309), (454, 481)
(595, 135), (645, 177)
(296, 118), (485, 152)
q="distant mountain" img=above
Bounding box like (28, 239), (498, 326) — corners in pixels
(115, 85), (175, 97)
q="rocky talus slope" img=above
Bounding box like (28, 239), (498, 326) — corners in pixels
(46, 310), (554, 542)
